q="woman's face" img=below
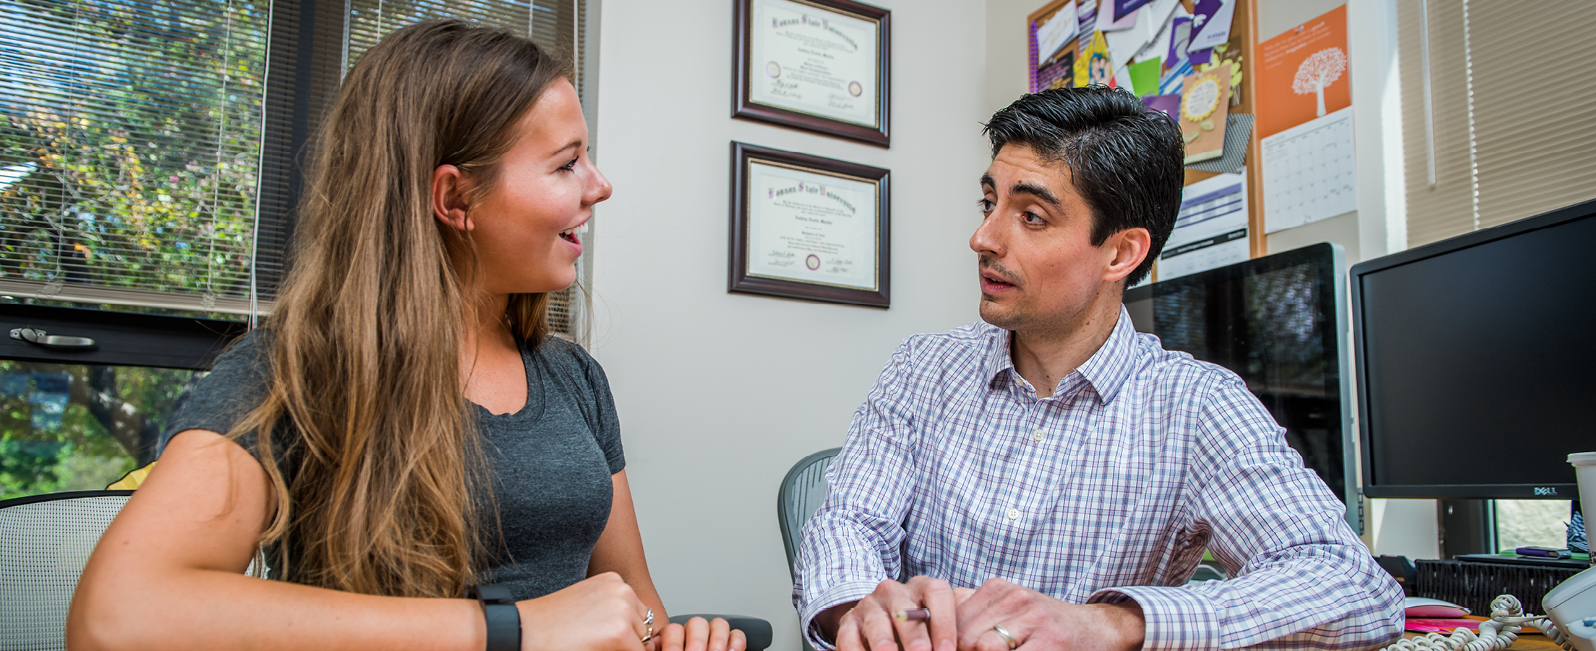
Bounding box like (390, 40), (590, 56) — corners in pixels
(468, 79), (611, 296)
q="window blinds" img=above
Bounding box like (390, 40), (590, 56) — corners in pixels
(0, 0), (589, 339)
(0, 0), (271, 313)
(1466, 2), (1596, 230)
(1399, 0), (1596, 247)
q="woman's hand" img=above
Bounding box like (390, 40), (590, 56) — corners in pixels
(656, 617), (747, 651)
(517, 572), (651, 651)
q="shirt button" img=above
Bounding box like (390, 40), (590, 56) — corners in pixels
(1006, 508), (1021, 521)
(1031, 428), (1045, 442)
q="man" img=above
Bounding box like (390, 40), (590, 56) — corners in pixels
(792, 87), (1403, 651)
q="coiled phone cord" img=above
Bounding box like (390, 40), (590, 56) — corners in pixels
(1382, 595), (1574, 651)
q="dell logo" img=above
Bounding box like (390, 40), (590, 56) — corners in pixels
(1533, 487), (1558, 496)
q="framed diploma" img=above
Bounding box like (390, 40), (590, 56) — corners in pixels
(734, 0), (890, 147)
(729, 142), (890, 307)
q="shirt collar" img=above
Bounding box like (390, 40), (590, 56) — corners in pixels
(1073, 306), (1139, 405)
(982, 306), (1141, 405)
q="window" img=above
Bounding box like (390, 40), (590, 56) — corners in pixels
(1398, 0), (1596, 247)
(1494, 499), (1574, 553)
(0, 0), (593, 500)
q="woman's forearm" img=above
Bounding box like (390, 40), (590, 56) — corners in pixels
(70, 566), (485, 651)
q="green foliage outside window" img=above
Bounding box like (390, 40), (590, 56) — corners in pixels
(0, 360), (196, 500)
(0, 0), (269, 298)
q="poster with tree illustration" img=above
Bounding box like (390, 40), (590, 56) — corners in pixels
(1256, 5), (1349, 139)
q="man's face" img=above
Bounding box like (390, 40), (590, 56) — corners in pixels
(971, 144), (1121, 335)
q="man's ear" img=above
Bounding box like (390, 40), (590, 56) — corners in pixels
(431, 164), (474, 232)
(1103, 227), (1151, 284)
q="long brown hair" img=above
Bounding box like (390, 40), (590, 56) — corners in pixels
(231, 20), (572, 598)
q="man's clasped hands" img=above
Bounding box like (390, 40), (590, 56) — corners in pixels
(817, 576), (1148, 651)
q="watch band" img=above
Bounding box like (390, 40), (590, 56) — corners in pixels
(468, 584), (521, 651)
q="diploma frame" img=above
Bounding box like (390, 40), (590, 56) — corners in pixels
(733, 0), (891, 147)
(729, 142), (891, 307)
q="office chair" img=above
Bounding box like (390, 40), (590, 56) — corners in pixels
(0, 490), (133, 651)
(777, 447), (842, 651)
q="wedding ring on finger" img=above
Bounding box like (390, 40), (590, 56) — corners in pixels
(992, 624), (1018, 650)
(640, 608), (655, 645)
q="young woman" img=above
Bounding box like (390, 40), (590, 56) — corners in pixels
(68, 21), (744, 651)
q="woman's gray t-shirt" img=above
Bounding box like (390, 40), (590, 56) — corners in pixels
(163, 330), (625, 600)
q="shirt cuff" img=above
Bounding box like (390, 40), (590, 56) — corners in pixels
(800, 580), (879, 651)
(1089, 586), (1220, 651)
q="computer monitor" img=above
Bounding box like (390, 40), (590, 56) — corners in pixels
(1352, 198), (1596, 500)
(1125, 243), (1357, 531)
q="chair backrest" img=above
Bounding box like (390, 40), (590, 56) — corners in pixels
(0, 490), (133, 651)
(777, 448), (841, 581)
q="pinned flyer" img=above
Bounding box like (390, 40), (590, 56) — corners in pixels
(1257, 5), (1350, 139)
(1179, 65), (1231, 163)
(1188, 0), (1235, 54)
(1075, 31), (1116, 88)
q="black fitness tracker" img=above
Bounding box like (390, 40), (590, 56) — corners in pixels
(468, 584), (520, 651)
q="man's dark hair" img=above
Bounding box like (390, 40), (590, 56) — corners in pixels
(982, 85), (1184, 287)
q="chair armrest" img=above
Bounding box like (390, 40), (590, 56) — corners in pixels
(667, 614), (773, 651)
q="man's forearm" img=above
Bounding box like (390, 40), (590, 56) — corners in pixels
(814, 601), (858, 644)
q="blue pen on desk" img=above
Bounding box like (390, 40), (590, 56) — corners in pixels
(1516, 546), (1571, 559)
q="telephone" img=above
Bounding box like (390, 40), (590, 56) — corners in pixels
(1544, 565), (1596, 651)
(1385, 565), (1596, 651)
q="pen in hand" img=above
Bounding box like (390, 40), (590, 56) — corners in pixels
(893, 608), (931, 622)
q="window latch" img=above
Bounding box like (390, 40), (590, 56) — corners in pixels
(9, 327), (96, 351)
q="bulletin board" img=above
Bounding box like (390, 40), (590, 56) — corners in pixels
(1179, 0), (1265, 261)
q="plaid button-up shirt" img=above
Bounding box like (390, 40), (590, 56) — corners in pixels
(793, 309), (1403, 650)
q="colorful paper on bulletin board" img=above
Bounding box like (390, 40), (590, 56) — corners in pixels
(1034, 1), (1079, 67)
(1165, 16), (1192, 69)
(1179, 65), (1231, 164)
(1078, 0), (1099, 33)
(1129, 57), (1162, 96)
(1256, 4), (1349, 139)
(1113, 0), (1152, 21)
(1188, 0), (1234, 53)
(1028, 0), (1080, 93)
(1075, 31), (1116, 88)
(1096, 2), (1138, 31)
(1035, 46), (1077, 92)
(1144, 93), (1179, 122)
(1158, 57), (1192, 96)
(1104, 0), (1173, 70)
(1194, 40), (1244, 106)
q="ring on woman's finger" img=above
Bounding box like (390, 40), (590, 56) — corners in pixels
(639, 608), (655, 645)
(992, 624), (1019, 650)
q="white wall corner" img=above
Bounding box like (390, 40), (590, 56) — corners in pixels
(1349, 0), (1405, 262)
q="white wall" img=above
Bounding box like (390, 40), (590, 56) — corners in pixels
(590, 1), (989, 648)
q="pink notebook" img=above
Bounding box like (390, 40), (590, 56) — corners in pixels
(1405, 618), (1480, 635)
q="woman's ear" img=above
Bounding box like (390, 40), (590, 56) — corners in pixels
(431, 164), (474, 231)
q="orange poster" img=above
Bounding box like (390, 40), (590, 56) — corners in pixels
(1256, 5), (1349, 139)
